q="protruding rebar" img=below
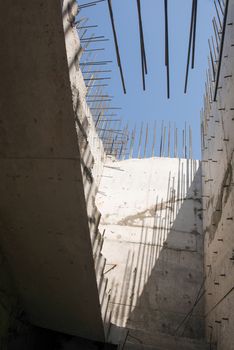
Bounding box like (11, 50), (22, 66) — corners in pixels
(191, 0), (198, 69)
(79, 0), (106, 9)
(184, 0), (195, 93)
(107, 0), (127, 93)
(214, 0), (229, 101)
(164, 0), (170, 98)
(136, 0), (148, 90)
(152, 121), (157, 157)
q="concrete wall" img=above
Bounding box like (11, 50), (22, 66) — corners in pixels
(63, 0), (106, 187)
(0, 0), (106, 342)
(201, 1), (234, 349)
(1, 0), (234, 348)
(62, 0), (111, 333)
(96, 157), (204, 340)
(0, 250), (19, 349)
(6, 326), (116, 350)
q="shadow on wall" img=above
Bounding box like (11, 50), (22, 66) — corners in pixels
(62, 0), (113, 332)
(7, 325), (117, 350)
(103, 161), (205, 340)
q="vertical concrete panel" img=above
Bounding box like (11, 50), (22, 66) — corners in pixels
(201, 1), (234, 349)
(97, 157), (204, 340)
(0, 0), (105, 341)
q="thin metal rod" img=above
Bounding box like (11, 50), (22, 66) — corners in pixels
(152, 121), (156, 157)
(81, 35), (105, 40)
(189, 125), (193, 159)
(129, 125), (136, 159)
(182, 129), (185, 158)
(214, 17), (221, 39)
(174, 124), (178, 158)
(87, 94), (113, 97)
(208, 39), (216, 80)
(214, 0), (222, 29)
(191, 0), (198, 69)
(214, 0), (229, 101)
(80, 60), (112, 65)
(164, 0), (170, 98)
(213, 18), (220, 52)
(84, 77), (111, 80)
(95, 112), (102, 127)
(79, 4), (96, 10)
(92, 114), (118, 116)
(138, 122), (143, 158)
(99, 119), (121, 122)
(138, 0), (147, 75)
(88, 84), (109, 87)
(87, 99), (112, 102)
(168, 121), (171, 157)
(81, 34), (95, 51)
(162, 126), (166, 157)
(184, 0), (195, 93)
(136, 0), (148, 90)
(81, 39), (110, 43)
(211, 36), (218, 61)
(160, 121), (164, 157)
(97, 129), (125, 134)
(83, 70), (112, 73)
(208, 56), (214, 82)
(144, 123), (148, 158)
(217, 0), (224, 15)
(80, 29), (88, 40)
(83, 48), (105, 52)
(77, 25), (98, 29)
(107, 0), (127, 93)
(90, 107), (122, 110)
(79, 0), (105, 8)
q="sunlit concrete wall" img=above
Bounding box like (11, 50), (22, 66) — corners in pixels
(62, 0), (111, 333)
(201, 1), (234, 349)
(96, 157), (204, 340)
(63, 0), (105, 187)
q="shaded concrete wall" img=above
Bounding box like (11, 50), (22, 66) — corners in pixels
(96, 157), (204, 340)
(201, 1), (234, 349)
(6, 326), (116, 350)
(0, 0), (106, 342)
(0, 251), (19, 349)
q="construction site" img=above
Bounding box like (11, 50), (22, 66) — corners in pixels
(0, 0), (233, 349)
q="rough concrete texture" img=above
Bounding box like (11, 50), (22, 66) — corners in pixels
(201, 1), (234, 349)
(63, 0), (111, 334)
(0, 0), (105, 341)
(108, 325), (210, 350)
(96, 157), (205, 342)
(0, 0), (233, 348)
(63, 0), (105, 187)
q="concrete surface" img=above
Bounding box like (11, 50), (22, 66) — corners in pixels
(0, 0), (233, 348)
(96, 157), (205, 340)
(0, 0), (105, 341)
(63, 0), (111, 335)
(201, 1), (234, 349)
(108, 325), (210, 350)
(7, 326), (117, 350)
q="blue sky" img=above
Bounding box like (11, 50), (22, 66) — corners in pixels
(78, 0), (215, 159)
